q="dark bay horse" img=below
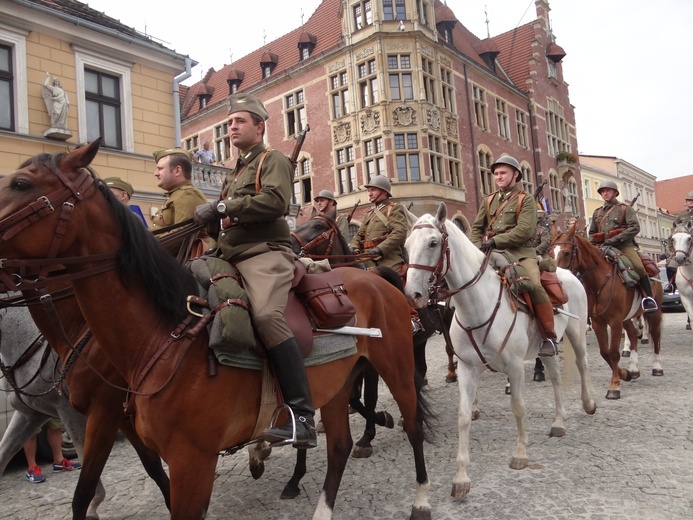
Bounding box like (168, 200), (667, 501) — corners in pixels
(0, 140), (432, 520)
(552, 225), (663, 399)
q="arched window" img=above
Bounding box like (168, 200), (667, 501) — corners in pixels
(549, 170), (562, 213)
(478, 149), (493, 195)
(564, 176), (579, 216)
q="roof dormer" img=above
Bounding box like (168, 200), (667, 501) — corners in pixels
(260, 51), (278, 79)
(474, 38), (501, 72)
(546, 41), (566, 63)
(226, 69), (245, 95)
(197, 83), (214, 110)
(298, 31), (317, 61)
(435, 3), (457, 45)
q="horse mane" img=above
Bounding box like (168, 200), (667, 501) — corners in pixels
(573, 232), (605, 267)
(94, 178), (198, 327)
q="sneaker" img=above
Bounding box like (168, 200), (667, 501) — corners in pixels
(53, 459), (82, 472)
(25, 466), (46, 483)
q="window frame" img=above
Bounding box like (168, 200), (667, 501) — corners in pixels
(329, 71), (350, 119)
(472, 85), (489, 131)
(84, 68), (123, 150)
(496, 98), (510, 140)
(0, 26), (28, 134)
(478, 149), (493, 195)
(336, 145), (357, 195)
(394, 132), (420, 182)
(515, 108), (529, 149)
(285, 89), (307, 137)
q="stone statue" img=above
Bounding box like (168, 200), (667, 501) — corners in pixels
(43, 72), (71, 139)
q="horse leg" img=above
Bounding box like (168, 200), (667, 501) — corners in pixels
(445, 343), (458, 383)
(118, 417), (171, 509)
(451, 363), (482, 498)
(564, 312), (597, 415)
(413, 335), (428, 384)
(247, 441), (271, 480)
(623, 319), (641, 379)
(281, 448), (307, 499)
(596, 321), (628, 399)
(505, 360), (529, 470)
(646, 312), (664, 376)
(532, 357), (546, 382)
(540, 356), (567, 437)
(352, 363), (381, 458)
(167, 454), (217, 520)
(0, 411), (48, 476)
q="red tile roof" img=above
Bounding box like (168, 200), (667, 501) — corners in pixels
(656, 175), (693, 214)
(492, 24), (535, 92)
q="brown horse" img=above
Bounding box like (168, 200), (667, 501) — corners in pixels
(552, 224), (663, 399)
(0, 140), (432, 520)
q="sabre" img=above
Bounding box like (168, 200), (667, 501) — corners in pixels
(554, 307), (579, 320)
(315, 326), (382, 337)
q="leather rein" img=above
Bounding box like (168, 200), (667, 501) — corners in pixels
(407, 222), (515, 369)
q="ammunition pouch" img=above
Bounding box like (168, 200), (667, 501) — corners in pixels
(592, 232), (605, 244)
(602, 247), (638, 288)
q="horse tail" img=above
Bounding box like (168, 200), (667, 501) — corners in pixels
(414, 369), (436, 443)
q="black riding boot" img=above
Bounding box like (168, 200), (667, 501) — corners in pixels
(639, 276), (658, 313)
(263, 338), (317, 449)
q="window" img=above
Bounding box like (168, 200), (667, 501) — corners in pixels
(0, 27), (28, 134)
(214, 123), (230, 162)
(85, 69), (122, 149)
(520, 165), (534, 196)
(353, 0), (373, 29)
(549, 171), (562, 213)
(383, 0), (406, 21)
(547, 58), (557, 79)
(448, 141), (462, 188)
(358, 58), (379, 108)
(336, 145), (357, 194)
(0, 44), (13, 131)
(330, 71), (350, 119)
(473, 85), (488, 131)
(516, 109), (528, 149)
(583, 179), (591, 199)
(565, 177), (578, 216)
(546, 98), (571, 157)
(263, 65), (272, 79)
(395, 132), (420, 181)
(440, 66), (454, 112)
(75, 47), (133, 152)
(421, 57), (435, 104)
(479, 150), (493, 195)
(496, 98), (510, 140)
(285, 89), (307, 136)
(388, 54), (413, 101)
(293, 158), (312, 205)
(416, 0), (429, 25)
(363, 136), (385, 177)
(300, 46), (310, 61)
(429, 136), (443, 183)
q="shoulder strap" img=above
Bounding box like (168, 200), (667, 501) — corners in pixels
(515, 193), (526, 222)
(254, 150), (272, 193)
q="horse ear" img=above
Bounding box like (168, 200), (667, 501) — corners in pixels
(323, 206), (337, 221)
(66, 138), (101, 169)
(404, 206), (418, 227)
(549, 219), (558, 241)
(436, 202), (447, 225)
(310, 206), (317, 218)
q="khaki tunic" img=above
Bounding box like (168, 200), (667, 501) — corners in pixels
(151, 181), (207, 228)
(349, 199), (409, 273)
(588, 200), (646, 277)
(534, 225), (551, 259)
(674, 208), (693, 227)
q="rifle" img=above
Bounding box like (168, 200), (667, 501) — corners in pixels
(347, 199), (361, 223)
(629, 192), (640, 207)
(533, 179), (548, 202)
(288, 124), (311, 168)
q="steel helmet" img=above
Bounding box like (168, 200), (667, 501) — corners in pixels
(686, 191), (693, 200)
(597, 180), (620, 196)
(314, 189), (336, 203)
(364, 175), (392, 196)
(490, 155), (521, 173)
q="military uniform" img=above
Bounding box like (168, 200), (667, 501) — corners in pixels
(674, 208), (693, 227)
(534, 225), (551, 260)
(470, 183), (550, 305)
(349, 199), (409, 273)
(151, 180), (207, 228)
(588, 199), (646, 277)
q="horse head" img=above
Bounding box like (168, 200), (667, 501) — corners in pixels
(291, 211), (354, 265)
(671, 223), (693, 265)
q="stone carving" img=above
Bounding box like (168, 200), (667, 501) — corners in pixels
(355, 47), (374, 60)
(333, 121), (352, 144)
(392, 106), (417, 127)
(421, 45), (433, 58)
(329, 59), (346, 72)
(427, 108), (440, 131)
(360, 110), (381, 135)
(386, 43), (411, 51)
(42, 71), (72, 140)
(445, 116), (458, 137)
(440, 56), (452, 68)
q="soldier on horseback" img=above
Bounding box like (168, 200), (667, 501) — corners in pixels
(194, 94), (316, 448)
(588, 180), (657, 313)
(314, 189), (350, 238)
(470, 155), (558, 357)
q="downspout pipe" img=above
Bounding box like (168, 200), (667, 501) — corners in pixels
(462, 63), (480, 211)
(173, 58), (193, 147)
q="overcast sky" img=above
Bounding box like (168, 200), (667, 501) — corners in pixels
(84, 0), (693, 180)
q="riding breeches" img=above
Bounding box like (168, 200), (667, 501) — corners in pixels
(519, 257), (550, 305)
(617, 245), (647, 278)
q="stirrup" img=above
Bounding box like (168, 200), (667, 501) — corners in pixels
(641, 297), (658, 313)
(538, 338), (558, 357)
(412, 318), (424, 334)
(264, 404), (297, 447)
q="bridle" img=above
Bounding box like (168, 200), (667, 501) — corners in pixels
(671, 229), (693, 265)
(291, 215), (339, 259)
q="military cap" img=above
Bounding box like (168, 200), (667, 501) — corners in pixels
(314, 189), (337, 203)
(103, 177), (133, 197)
(227, 93), (269, 121)
(153, 148), (194, 163)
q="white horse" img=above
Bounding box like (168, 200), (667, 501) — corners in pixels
(404, 203), (596, 498)
(671, 225), (693, 322)
(0, 304), (106, 519)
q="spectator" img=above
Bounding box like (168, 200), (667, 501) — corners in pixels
(24, 419), (81, 484)
(193, 141), (216, 165)
(103, 176), (147, 227)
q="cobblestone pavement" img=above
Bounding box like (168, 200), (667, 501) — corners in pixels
(1, 312), (692, 519)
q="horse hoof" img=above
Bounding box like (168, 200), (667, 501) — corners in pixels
(630, 371), (641, 380)
(505, 385), (511, 395)
(584, 402), (597, 415)
(280, 484), (300, 500)
(351, 445), (373, 458)
(445, 375), (458, 383)
(641, 338), (649, 344)
(605, 389), (621, 400)
(398, 416), (404, 428)
(471, 409), (480, 421)
(259, 444), (272, 460)
(652, 368), (664, 376)
(249, 461), (265, 480)
(549, 426), (566, 437)
(422, 377), (428, 386)
(509, 456), (529, 470)
(450, 481), (471, 498)
(375, 411), (395, 429)
(686, 323), (691, 330)
(348, 405), (356, 414)
(621, 350), (630, 358)
(533, 371), (545, 382)
(410, 505), (432, 520)
(315, 420), (325, 434)
(620, 368), (633, 382)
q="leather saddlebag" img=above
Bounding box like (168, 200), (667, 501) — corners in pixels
(295, 270), (356, 329)
(541, 270), (569, 305)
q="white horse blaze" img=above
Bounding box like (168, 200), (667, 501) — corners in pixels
(404, 203), (597, 498)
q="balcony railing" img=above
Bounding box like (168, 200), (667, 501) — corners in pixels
(192, 163), (229, 197)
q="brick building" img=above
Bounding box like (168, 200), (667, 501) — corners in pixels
(180, 0), (582, 233)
